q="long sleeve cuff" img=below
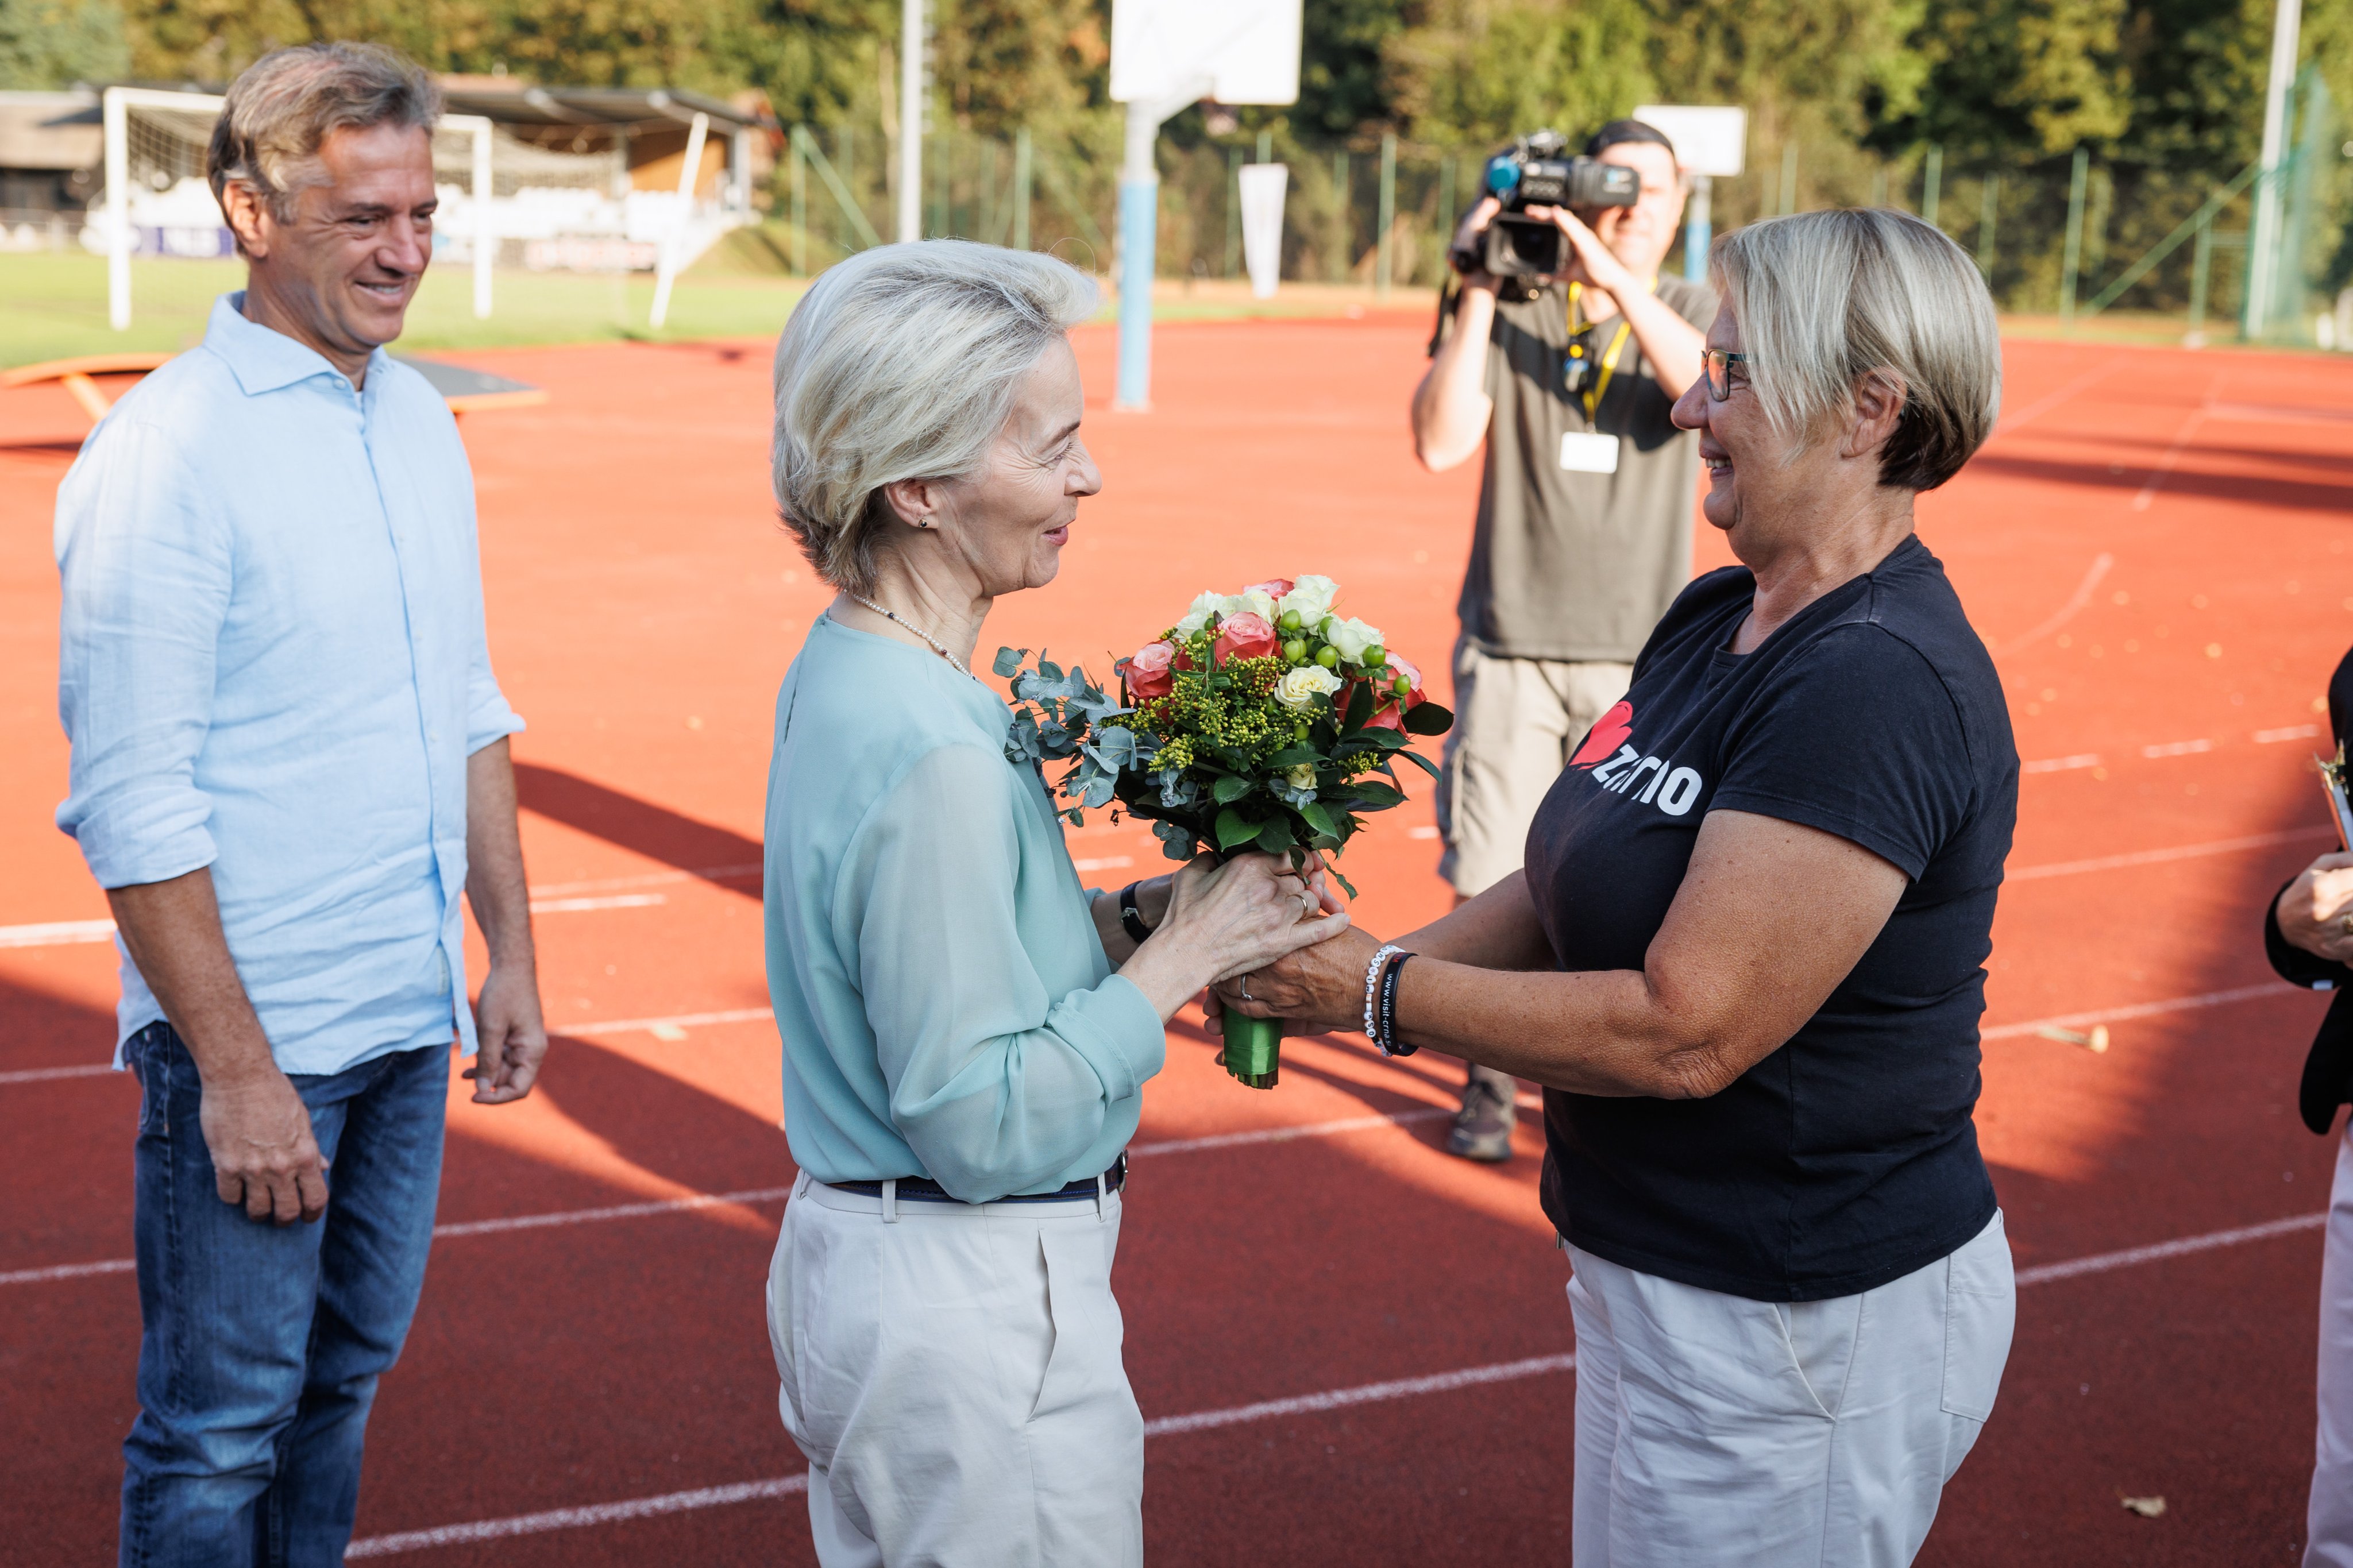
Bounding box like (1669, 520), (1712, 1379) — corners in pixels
(2265, 874), (2353, 990)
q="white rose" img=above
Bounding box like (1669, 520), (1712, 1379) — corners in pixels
(1286, 764), (1317, 790)
(1325, 616), (1384, 664)
(1221, 588), (1278, 623)
(1174, 589), (1224, 638)
(1278, 574), (1338, 623)
(1274, 664), (1343, 711)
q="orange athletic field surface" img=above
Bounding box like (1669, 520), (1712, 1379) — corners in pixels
(5, 312), (2353, 1566)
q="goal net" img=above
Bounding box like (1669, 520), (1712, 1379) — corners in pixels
(90, 86), (645, 334)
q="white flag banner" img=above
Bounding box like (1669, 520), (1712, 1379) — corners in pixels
(1239, 163), (1289, 300)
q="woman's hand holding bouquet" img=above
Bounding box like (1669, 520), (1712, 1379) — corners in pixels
(998, 574), (1452, 1088)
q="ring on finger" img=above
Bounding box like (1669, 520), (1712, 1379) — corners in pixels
(2341, 913), (2353, 936)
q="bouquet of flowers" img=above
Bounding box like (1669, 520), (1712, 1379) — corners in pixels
(996, 574), (1452, 1089)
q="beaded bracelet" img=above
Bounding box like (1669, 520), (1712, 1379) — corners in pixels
(1377, 951), (1418, 1057)
(1362, 944), (1405, 1044)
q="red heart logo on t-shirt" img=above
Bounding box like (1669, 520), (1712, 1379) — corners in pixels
(1571, 701), (1635, 768)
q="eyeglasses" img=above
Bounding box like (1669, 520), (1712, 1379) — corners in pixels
(1703, 349), (1751, 401)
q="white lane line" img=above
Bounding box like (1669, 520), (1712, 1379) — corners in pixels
(1995, 552), (2113, 656)
(527, 893), (667, 914)
(0, 1106), (1457, 1287)
(0, 918), (115, 949)
(2008, 826), (2333, 881)
(1988, 361), (2120, 440)
(1130, 1106), (1451, 1158)
(2014, 1211), (2326, 1287)
(2132, 404), (2209, 512)
(1073, 856), (1134, 872)
(1139, 1352), (1580, 1437)
(2256, 725), (2324, 744)
(0, 891), (669, 953)
(0, 1063), (117, 1086)
(2022, 753), (2101, 774)
(529, 863), (762, 897)
(340, 1202), (2333, 1556)
(1981, 981), (2297, 1041)
(343, 1475), (813, 1557)
(0, 1257), (136, 1286)
(564, 1006), (774, 1037)
(2141, 738), (2213, 759)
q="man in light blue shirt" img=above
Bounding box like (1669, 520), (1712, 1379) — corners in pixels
(52, 43), (547, 1566)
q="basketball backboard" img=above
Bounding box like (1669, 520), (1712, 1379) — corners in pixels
(1110, 0), (1301, 107)
(1631, 105), (1749, 178)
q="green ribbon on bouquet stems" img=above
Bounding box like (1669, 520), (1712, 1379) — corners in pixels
(1218, 1011), (1283, 1090)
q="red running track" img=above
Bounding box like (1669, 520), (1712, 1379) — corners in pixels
(3, 315), (2352, 1565)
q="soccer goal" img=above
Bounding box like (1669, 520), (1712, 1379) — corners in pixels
(97, 84), (499, 330)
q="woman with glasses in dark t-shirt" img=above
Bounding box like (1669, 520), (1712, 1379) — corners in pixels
(1219, 208), (2019, 1568)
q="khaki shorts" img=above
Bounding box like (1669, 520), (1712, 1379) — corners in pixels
(1434, 638), (1633, 897)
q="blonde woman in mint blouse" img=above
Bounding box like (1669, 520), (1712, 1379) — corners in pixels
(760, 242), (1348, 1567)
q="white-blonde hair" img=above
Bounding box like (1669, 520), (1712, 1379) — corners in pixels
(1712, 208), (2001, 491)
(771, 241), (1099, 594)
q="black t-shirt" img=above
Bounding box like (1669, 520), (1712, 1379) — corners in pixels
(1526, 535), (2018, 1301)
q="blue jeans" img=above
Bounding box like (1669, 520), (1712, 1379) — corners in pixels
(119, 1022), (448, 1567)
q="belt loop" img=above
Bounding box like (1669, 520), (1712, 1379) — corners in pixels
(1094, 1172), (1107, 1222)
(793, 1170), (811, 1199)
(882, 1177), (899, 1224)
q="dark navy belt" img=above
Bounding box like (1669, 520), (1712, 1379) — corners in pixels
(827, 1153), (1126, 1204)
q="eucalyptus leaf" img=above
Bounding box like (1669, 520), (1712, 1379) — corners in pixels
(993, 646), (1028, 678)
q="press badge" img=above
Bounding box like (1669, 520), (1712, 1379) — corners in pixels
(1559, 431), (1621, 473)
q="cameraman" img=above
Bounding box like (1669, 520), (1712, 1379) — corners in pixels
(1411, 119), (1715, 1163)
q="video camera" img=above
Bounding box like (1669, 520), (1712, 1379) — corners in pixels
(1453, 130), (1640, 279)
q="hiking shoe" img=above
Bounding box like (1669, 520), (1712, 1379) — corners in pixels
(1446, 1067), (1518, 1163)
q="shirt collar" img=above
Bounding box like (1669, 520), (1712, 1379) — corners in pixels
(203, 291), (390, 397)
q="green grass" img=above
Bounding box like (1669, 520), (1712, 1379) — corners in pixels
(0, 249), (815, 368)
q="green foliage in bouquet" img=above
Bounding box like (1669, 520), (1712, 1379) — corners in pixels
(996, 577), (1452, 899)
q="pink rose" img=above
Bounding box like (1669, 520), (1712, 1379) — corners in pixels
(1387, 652), (1427, 710)
(1213, 612), (1279, 665)
(1125, 640), (1176, 700)
(1244, 578), (1295, 600)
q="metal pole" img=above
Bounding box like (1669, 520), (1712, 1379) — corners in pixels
(1331, 149), (1349, 282)
(472, 118), (493, 319)
(1225, 146), (1241, 277)
(2189, 207), (2215, 340)
(791, 127), (808, 275)
(2245, 0), (2305, 334)
(1684, 173), (1712, 282)
(1013, 129), (1031, 250)
(1114, 100), (1163, 410)
(1257, 129), (1272, 167)
(898, 0), (924, 243)
(2060, 148), (2088, 325)
(649, 111), (708, 330)
(105, 86), (129, 330)
(1376, 132), (1396, 300)
(1977, 172), (2000, 277)
(1922, 145), (1942, 228)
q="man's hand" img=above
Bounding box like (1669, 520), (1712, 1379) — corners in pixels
(466, 960), (547, 1103)
(1524, 204), (1637, 298)
(1448, 196), (1505, 292)
(200, 1068), (330, 1223)
(2279, 851), (2353, 964)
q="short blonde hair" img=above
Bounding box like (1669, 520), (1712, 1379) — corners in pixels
(1712, 208), (2000, 491)
(771, 241), (1099, 594)
(208, 43), (441, 228)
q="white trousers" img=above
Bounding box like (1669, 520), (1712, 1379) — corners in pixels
(765, 1172), (1144, 1568)
(2310, 1129), (2353, 1568)
(1566, 1211), (2015, 1568)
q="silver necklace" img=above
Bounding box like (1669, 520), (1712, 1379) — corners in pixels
(849, 594), (973, 678)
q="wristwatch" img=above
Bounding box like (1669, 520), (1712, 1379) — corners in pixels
(1118, 881), (1155, 945)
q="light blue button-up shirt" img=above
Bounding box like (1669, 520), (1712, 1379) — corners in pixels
(763, 615), (1166, 1202)
(54, 293), (523, 1075)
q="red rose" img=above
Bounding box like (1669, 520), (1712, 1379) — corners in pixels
(1125, 640), (1176, 700)
(1244, 578), (1294, 600)
(1355, 654), (1424, 732)
(1213, 612), (1278, 665)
